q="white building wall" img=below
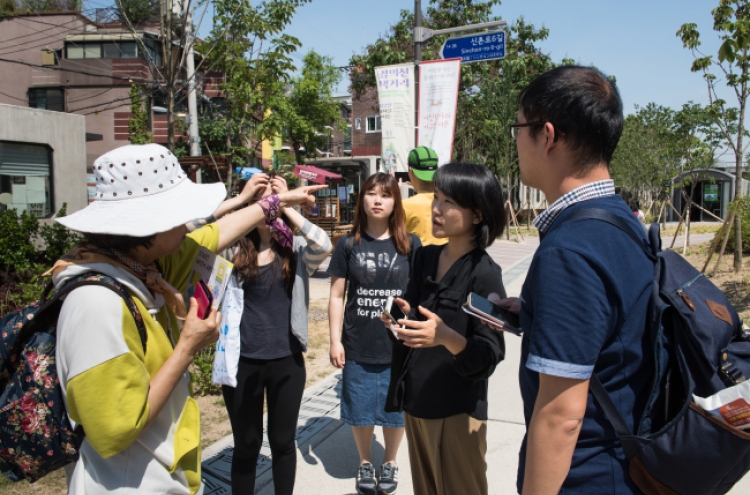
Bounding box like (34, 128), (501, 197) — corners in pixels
(0, 104), (88, 222)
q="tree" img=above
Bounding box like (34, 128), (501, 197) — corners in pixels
(348, 0), (553, 202)
(128, 84), (153, 144)
(611, 104), (681, 198)
(117, 0), (159, 24)
(270, 51), (345, 164)
(199, 0), (309, 190)
(115, 0), (191, 150)
(678, 0), (750, 270)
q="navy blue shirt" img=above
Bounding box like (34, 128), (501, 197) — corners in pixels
(240, 260), (301, 359)
(517, 196), (653, 494)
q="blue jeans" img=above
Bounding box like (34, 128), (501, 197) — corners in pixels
(341, 360), (404, 428)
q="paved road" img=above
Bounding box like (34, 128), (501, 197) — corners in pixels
(202, 231), (750, 494)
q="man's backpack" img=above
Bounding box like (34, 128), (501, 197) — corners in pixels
(0, 273), (146, 483)
(563, 209), (750, 495)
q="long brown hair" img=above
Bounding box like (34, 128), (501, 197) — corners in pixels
(232, 172), (296, 293)
(351, 172), (410, 255)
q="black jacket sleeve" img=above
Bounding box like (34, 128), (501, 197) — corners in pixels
(450, 255), (507, 381)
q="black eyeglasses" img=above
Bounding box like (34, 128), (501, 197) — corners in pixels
(509, 121), (546, 140)
(509, 121), (567, 141)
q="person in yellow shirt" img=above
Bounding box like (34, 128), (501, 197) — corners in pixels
(402, 146), (447, 246)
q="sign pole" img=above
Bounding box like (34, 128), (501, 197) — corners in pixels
(414, 0), (422, 147)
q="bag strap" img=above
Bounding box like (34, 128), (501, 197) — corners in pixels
(548, 207), (660, 459)
(552, 208), (658, 261)
(589, 374), (638, 458)
(16, 275), (148, 355)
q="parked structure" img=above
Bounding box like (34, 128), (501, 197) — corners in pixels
(0, 103), (87, 219)
(668, 167), (750, 222)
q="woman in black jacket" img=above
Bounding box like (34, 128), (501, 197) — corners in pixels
(382, 163), (507, 495)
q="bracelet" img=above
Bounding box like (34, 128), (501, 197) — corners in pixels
(257, 194), (281, 223)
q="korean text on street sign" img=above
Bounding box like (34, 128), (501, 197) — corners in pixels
(440, 31), (505, 63)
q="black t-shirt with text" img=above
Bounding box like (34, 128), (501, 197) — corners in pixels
(327, 233), (420, 364)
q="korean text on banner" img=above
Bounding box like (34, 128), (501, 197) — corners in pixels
(375, 63), (415, 174)
(417, 59), (461, 166)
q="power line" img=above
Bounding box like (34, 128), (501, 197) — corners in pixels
(0, 88), (28, 103)
(0, 56), (154, 84)
(0, 17), (83, 49)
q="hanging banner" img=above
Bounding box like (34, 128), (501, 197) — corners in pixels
(417, 58), (461, 166)
(375, 63), (415, 174)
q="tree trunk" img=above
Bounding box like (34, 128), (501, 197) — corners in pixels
(734, 90), (745, 272)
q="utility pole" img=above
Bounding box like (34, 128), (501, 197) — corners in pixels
(413, 0), (422, 146)
(183, 0), (201, 159)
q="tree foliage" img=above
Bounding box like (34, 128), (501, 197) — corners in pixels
(199, 0), (309, 186)
(678, 0), (750, 269)
(117, 0), (159, 24)
(348, 0), (553, 191)
(611, 103), (720, 198)
(268, 50), (345, 164)
(128, 84), (153, 145)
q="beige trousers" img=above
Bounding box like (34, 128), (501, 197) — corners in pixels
(404, 412), (488, 495)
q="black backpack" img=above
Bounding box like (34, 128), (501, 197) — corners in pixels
(557, 209), (750, 495)
(0, 273), (146, 483)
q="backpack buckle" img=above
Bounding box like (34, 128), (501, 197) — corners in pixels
(741, 322), (750, 342)
(720, 353), (747, 385)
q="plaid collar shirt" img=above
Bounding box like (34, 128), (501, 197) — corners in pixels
(533, 179), (616, 233)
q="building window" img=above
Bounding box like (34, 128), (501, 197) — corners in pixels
(103, 42), (138, 59)
(355, 117), (362, 130)
(65, 41), (158, 64)
(29, 88), (65, 112)
(366, 115), (381, 133)
(0, 142), (53, 218)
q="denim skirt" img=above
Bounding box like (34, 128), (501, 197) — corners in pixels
(341, 360), (404, 428)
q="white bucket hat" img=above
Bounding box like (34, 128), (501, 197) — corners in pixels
(57, 143), (226, 236)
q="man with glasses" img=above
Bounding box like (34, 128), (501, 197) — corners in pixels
(493, 66), (653, 494)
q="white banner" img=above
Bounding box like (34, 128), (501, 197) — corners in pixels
(417, 58), (461, 166)
(375, 63), (415, 173)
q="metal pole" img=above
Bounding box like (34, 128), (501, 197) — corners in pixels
(184, 0), (201, 160)
(414, 0), (422, 146)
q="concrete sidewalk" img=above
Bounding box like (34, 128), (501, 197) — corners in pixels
(202, 232), (750, 494)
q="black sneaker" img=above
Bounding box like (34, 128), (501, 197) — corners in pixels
(356, 462), (378, 495)
(378, 463), (398, 494)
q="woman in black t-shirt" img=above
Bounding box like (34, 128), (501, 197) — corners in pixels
(328, 173), (420, 495)
(381, 163), (507, 495)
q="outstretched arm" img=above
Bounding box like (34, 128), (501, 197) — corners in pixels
(214, 185), (326, 253)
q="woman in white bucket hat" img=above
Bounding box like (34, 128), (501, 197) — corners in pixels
(48, 143), (323, 495)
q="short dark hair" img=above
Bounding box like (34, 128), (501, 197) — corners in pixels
(84, 233), (157, 253)
(518, 65), (623, 170)
(434, 163), (506, 249)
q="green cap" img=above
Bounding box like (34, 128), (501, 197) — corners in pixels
(408, 146), (439, 181)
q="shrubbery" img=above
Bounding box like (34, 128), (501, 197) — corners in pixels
(713, 197), (750, 256)
(0, 205), (221, 395)
(0, 205), (82, 316)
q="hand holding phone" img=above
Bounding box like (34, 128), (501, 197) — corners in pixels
(383, 296), (407, 339)
(463, 292), (521, 336)
(194, 279), (214, 320)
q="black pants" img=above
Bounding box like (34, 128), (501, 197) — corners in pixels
(222, 352), (306, 495)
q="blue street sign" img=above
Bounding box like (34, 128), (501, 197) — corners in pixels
(440, 31), (506, 63)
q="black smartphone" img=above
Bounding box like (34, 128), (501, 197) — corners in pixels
(384, 296), (406, 323)
(463, 292), (521, 335)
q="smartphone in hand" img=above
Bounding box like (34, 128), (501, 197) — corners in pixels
(384, 296), (406, 339)
(194, 279), (214, 320)
(463, 292), (521, 335)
